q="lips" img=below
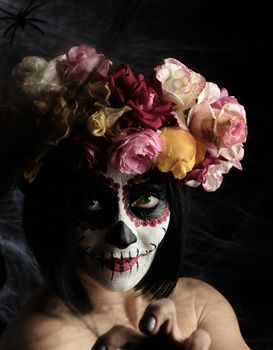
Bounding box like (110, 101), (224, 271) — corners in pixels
(101, 256), (140, 272)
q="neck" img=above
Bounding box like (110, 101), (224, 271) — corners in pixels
(80, 270), (144, 304)
(79, 271), (148, 327)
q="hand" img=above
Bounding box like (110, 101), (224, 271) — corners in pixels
(92, 298), (211, 350)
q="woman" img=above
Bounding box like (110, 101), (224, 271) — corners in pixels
(0, 45), (249, 349)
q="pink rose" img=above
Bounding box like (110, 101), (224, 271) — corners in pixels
(202, 160), (233, 192)
(216, 104), (247, 148)
(64, 45), (112, 84)
(211, 88), (238, 109)
(220, 143), (244, 170)
(111, 130), (163, 174)
(188, 88), (247, 156)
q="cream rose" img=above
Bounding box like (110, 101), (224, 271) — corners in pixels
(10, 55), (65, 107)
(155, 58), (206, 123)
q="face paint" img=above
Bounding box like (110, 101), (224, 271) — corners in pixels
(74, 167), (170, 292)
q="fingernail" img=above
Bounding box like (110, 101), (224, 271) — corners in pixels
(92, 340), (107, 350)
(139, 314), (156, 334)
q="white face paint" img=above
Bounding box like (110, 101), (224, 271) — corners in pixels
(74, 167), (170, 292)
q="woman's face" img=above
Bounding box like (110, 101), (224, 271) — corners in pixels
(74, 167), (170, 292)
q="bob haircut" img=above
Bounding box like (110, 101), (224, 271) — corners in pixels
(21, 140), (191, 314)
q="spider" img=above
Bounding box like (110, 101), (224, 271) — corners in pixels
(0, 0), (48, 43)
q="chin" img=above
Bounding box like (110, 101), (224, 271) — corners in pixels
(90, 260), (152, 292)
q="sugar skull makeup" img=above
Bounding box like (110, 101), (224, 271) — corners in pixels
(74, 167), (170, 292)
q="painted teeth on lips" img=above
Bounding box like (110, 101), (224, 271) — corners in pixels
(102, 256), (140, 272)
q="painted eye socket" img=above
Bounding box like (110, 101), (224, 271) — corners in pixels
(131, 194), (159, 209)
(85, 199), (103, 211)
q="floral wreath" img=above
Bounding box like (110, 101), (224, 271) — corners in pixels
(1, 45), (247, 192)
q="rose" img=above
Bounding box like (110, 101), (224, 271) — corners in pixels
(111, 130), (163, 174)
(200, 159), (233, 192)
(155, 127), (205, 180)
(64, 45), (112, 84)
(86, 103), (131, 137)
(185, 155), (234, 192)
(188, 85), (247, 156)
(185, 143), (244, 191)
(220, 143), (244, 170)
(154, 58), (206, 110)
(216, 104), (247, 148)
(184, 156), (221, 186)
(108, 64), (174, 129)
(10, 55), (65, 107)
(64, 138), (97, 173)
(154, 58), (206, 123)
(211, 87), (238, 109)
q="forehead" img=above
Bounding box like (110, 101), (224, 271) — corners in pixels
(98, 166), (151, 187)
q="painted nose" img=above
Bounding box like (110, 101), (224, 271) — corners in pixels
(105, 221), (137, 249)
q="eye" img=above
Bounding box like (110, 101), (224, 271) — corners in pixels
(131, 194), (159, 209)
(85, 199), (103, 211)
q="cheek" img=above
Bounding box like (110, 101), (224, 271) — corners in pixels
(75, 227), (104, 253)
(126, 206), (170, 228)
(135, 214), (170, 246)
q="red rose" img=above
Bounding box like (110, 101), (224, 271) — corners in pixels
(108, 64), (174, 129)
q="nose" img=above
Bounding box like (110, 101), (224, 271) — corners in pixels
(105, 221), (137, 249)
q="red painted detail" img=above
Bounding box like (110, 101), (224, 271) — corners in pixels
(102, 256), (140, 272)
(131, 206), (170, 228)
(99, 176), (120, 192)
(124, 174), (151, 189)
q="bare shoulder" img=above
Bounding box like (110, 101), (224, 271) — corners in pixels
(172, 277), (232, 307)
(0, 287), (95, 350)
(171, 277), (250, 349)
(171, 277), (224, 309)
(172, 277), (241, 326)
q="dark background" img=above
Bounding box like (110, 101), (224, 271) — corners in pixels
(0, 0), (272, 349)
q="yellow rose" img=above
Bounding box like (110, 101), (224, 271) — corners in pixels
(86, 104), (131, 137)
(87, 110), (107, 136)
(155, 127), (205, 179)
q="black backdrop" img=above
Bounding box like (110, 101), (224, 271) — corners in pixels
(0, 0), (272, 349)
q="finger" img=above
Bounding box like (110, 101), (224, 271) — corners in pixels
(184, 329), (211, 350)
(139, 298), (183, 340)
(92, 325), (144, 350)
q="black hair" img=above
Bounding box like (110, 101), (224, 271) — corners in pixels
(22, 141), (191, 313)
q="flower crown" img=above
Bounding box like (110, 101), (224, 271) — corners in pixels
(2, 45), (247, 192)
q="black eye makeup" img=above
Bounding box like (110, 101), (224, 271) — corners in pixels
(85, 199), (103, 212)
(76, 183), (118, 229)
(126, 180), (168, 221)
(131, 194), (159, 209)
